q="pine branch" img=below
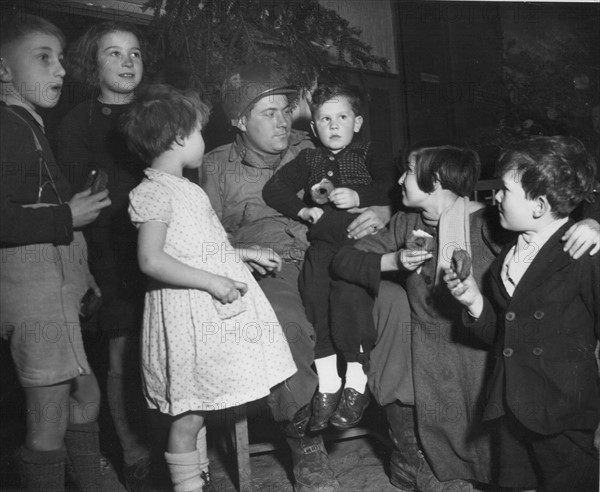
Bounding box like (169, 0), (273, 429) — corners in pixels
(144, 0), (389, 100)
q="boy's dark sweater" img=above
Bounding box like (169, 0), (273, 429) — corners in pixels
(1, 103), (73, 246)
(263, 140), (393, 219)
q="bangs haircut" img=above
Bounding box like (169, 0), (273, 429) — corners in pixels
(67, 21), (146, 90)
(497, 136), (596, 218)
(0, 13), (65, 52)
(411, 145), (481, 197)
(310, 82), (365, 116)
(120, 84), (211, 163)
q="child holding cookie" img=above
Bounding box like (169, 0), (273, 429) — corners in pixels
(331, 144), (497, 489)
(1, 14), (110, 490)
(445, 136), (599, 491)
(263, 82), (394, 431)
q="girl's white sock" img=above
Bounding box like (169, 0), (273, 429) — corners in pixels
(314, 355), (342, 393)
(164, 450), (203, 492)
(345, 361), (368, 393)
(195, 425), (210, 473)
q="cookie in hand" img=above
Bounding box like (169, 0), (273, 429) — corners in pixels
(310, 178), (334, 205)
(406, 229), (435, 252)
(451, 249), (472, 281)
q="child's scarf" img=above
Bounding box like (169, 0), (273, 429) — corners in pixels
(435, 196), (471, 286)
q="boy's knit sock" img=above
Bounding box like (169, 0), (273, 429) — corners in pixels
(19, 445), (66, 492)
(107, 370), (150, 465)
(314, 355), (342, 393)
(344, 361), (368, 393)
(164, 450), (203, 492)
(64, 422), (103, 491)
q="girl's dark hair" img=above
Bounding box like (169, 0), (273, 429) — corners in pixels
(497, 136), (596, 218)
(67, 21), (146, 90)
(0, 13), (65, 51)
(410, 145), (481, 197)
(120, 84), (211, 163)
(310, 82), (365, 116)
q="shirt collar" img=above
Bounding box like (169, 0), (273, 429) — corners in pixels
(518, 217), (569, 249)
(0, 91), (45, 131)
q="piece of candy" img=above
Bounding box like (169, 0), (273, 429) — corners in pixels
(310, 178), (334, 205)
(451, 249), (472, 281)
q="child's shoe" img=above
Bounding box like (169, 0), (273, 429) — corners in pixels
(308, 387), (343, 432)
(329, 387), (370, 429)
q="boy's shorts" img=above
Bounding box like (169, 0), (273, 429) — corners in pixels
(1, 233), (93, 387)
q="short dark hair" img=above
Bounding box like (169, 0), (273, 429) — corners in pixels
(66, 21), (146, 90)
(309, 82), (364, 117)
(0, 13), (65, 53)
(497, 136), (596, 218)
(120, 84), (211, 163)
(410, 145), (481, 197)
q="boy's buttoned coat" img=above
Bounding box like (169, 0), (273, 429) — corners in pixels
(468, 220), (600, 435)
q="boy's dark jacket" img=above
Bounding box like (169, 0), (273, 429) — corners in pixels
(465, 219), (600, 435)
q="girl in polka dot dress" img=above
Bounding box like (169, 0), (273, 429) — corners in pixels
(122, 85), (297, 492)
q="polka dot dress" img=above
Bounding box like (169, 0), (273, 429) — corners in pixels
(129, 168), (297, 416)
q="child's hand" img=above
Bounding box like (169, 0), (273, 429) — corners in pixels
(69, 188), (111, 228)
(397, 248), (433, 272)
(329, 187), (360, 209)
(210, 275), (248, 304)
(298, 207), (324, 224)
(443, 268), (483, 318)
(242, 246), (282, 275)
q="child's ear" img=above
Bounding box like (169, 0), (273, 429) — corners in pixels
(0, 58), (13, 82)
(174, 134), (186, 147)
(353, 115), (364, 133)
(532, 195), (550, 218)
(310, 120), (317, 137)
(432, 172), (442, 191)
(235, 116), (247, 133)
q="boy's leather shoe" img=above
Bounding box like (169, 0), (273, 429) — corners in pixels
(308, 388), (343, 432)
(286, 434), (340, 492)
(329, 388), (370, 429)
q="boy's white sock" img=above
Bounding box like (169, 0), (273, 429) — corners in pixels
(195, 425), (210, 473)
(314, 355), (342, 393)
(164, 450), (203, 492)
(345, 361), (368, 394)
